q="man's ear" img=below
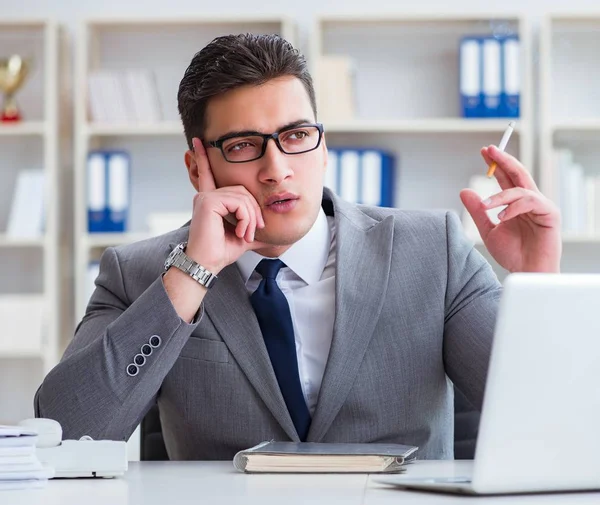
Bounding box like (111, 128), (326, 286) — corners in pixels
(184, 148), (200, 192)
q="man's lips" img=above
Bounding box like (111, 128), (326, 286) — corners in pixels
(264, 193), (299, 206)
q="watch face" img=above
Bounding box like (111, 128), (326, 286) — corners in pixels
(164, 245), (181, 270)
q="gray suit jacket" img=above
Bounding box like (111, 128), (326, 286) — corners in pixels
(35, 188), (502, 460)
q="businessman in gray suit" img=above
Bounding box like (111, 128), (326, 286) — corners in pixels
(35, 34), (562, 460)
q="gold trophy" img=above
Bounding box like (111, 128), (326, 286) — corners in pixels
(0, 55), (29, 122)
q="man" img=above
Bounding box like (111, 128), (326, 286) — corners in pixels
(34, 34), (561, 460)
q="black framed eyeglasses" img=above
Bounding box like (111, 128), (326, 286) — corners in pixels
(204, 123), (324, 163)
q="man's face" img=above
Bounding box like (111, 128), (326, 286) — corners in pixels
(198, 76), (327, 248)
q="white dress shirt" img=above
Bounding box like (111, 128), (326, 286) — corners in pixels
(236, 208), (336, 415)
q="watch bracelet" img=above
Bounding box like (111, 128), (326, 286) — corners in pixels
(172, 250), (217, 288)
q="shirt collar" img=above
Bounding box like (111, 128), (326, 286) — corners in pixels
(236, 207), (331, 286)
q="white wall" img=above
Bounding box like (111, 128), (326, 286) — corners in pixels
(4, 1), (600, 55)
(2, 1), (600, 27)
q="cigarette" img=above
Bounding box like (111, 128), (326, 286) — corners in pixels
(486, 121), (516, 178)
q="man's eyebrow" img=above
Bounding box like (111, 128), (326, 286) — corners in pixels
(216, 119), (314, 140)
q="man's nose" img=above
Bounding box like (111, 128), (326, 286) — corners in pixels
(258, 138), (293, 183)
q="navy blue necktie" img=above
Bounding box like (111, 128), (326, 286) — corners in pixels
(250, 259), (311, 441)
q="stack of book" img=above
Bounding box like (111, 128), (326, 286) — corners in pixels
(87, 69), (162, 123)
(0, 426), (53, 490)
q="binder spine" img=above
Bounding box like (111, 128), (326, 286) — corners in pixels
(339, 150), (360, 204)
(482, 37), (502, 117)
(502, 36), (520, 118)
(360, 150), (383, 206)
(459, 37), (482, 118)
(87, 152), (108, 233)
(107, 151), (130, 232)
(324, 149), (339, 195)
(381, 153), (395, 208)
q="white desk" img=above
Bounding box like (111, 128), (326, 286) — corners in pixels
(3, 461), (599, 505)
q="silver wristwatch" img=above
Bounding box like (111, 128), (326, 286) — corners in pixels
(164, 242), (218, 289)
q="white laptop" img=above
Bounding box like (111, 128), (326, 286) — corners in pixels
(378, 273), (600, 495)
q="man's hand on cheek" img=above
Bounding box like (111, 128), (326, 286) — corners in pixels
(184, 137), (266, 274)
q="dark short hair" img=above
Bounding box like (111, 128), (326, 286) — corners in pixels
(177, 33), (317, 150)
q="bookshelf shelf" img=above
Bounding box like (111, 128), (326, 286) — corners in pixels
(0, 121), (46, 136)
(83, 232), (152, 248)
(551, 119), (600, 132)
(0, 350), (44, 360)
(0, 235), (45, 248)
(563, 234), (600, 244)
(85, 121), (183, 137)
(326, 119), (525, 134)
(317, 12), (526, 23)
(85, 118), (525, 137)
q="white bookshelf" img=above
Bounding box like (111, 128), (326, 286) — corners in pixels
(0, 20), (59, 424)
(74, 16), (295, 323)
(83, 232), (153, 249)
(0, 120), (46, 135)
(312, 13), (533, 278)
(540, 14), (600, 263)
(85, 121), (183, 137)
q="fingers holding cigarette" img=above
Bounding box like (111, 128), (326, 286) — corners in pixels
(482, 121), (538, 192)
(484, 145), (538, 192)
(486, 121), (515, 178)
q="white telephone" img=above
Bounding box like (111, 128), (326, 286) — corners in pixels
(18, 418), (128, 478)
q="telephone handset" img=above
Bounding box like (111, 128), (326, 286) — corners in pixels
(18, 418), (128, 478)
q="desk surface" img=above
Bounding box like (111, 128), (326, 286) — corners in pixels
(3, 460), (599, 505)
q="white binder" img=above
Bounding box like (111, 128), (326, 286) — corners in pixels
(361, 150), (383, 206)
(87, 152), (107, 232)
(339, 150), (360, 204)
(324, 149), (339, 195)
(460, 37), (482, 117)
(482, 37), (502, 117)
(502, 37), (520, 117)
(107, 152), (130, 232)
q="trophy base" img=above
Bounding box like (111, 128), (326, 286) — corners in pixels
(1, 110), (22, 122)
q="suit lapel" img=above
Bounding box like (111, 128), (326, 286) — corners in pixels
(202, 264), (300, 441)
(167, 234), (298, 441)
(307, 191), (395, 442)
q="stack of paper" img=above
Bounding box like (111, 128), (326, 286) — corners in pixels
(0, 426), (54, 491)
